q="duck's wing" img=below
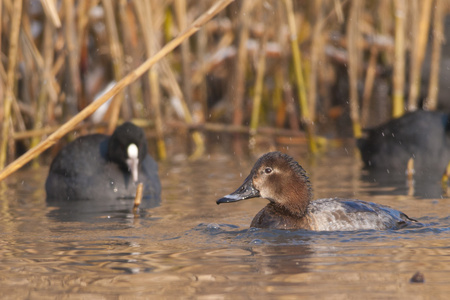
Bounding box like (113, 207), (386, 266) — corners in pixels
(307, 198), (415, 231)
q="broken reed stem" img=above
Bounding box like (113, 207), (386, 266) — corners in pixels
(0, 0), (23, 170)
(0, 0), (234, 181)
(425, 0), (444, 111)
(284, 0), (317, 153)
(407, 0), (433, 111)
(347, 0), (362, 139)
(133, 182), (144, 211)
(392, 0), (406, 118)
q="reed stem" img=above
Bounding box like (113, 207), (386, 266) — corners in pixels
(347, 0), (362, 138)
(102, 0), (126, 133)
(284, 0), (317, 153)
(407, 0), (433, 111)
(392, 0), (406, 118)
(0, 0), (23, 169)
(250, 34), (268, 135)
(230, 0), (253, 126)
(425, 0), (444, 110)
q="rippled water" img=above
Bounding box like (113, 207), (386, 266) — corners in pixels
(2, 141), (450, 298)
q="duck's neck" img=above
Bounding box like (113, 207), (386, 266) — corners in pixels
(275, 180), (312, 218)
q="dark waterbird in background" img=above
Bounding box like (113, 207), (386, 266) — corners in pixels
(45, 122), (161, 205)
(216, 152), (417, 231)
(358, 110), (450, 180)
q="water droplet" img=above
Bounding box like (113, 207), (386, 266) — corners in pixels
(207, 223), (220, 230)
(250, 239), (263, 245)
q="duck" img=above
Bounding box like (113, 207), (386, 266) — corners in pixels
(358, 110), (450, 179)
(45, 122), (161, 202)
(216, 151), (416, 231)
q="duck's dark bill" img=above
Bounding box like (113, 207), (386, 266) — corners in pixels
(216, 178), (260, 204)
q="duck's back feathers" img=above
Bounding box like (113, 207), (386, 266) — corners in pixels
(306, 198), (415, 231)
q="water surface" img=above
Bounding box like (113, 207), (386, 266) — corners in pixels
(1, 144), (450, 298)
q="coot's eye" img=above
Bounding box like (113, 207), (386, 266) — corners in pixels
(264, 167), (272, 174)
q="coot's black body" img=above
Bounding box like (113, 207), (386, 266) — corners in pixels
(358, 110), (450, 178)
(45, 122), (161, 204)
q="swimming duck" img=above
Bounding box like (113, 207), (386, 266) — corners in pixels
(216, 151), (416, 231)
(45, 122), (161, 202)
(358, 110), (450, 178)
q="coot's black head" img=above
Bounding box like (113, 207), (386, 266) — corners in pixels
(107, 122), (148, 182)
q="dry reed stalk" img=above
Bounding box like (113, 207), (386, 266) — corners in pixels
(40, 0), (62, 27)
(274, 68), (285, 128)
(249, 33), (268, 136)
(0, 0), (233, 181)
(0, 0), (23, 169)
(424, 0), (445, 110)
(195, 2), (208, 118)
(308, 0), (323, 123)
(392, 0), (406, 118)
(284, 79), (300, 131)
(284, 0), (317, 153)
(346, 0), (362, 138)
(20, 21), (58, 105)
(135, 0), (167, 160)
(102, 0), (126, 133)
(229, 0), (253, 127)
(30, 19), (56, 163)
(376, 0), (394, 66)
(175, 0), (193, 107)
(150, 71), (167, 160)
(118, 0), (139, 119)
(361, 46), (378, 127)
(0, 1), (2, 70)
(333, 0), (344, 23)
(76, 0), (89, 50)
(63, 0), (81, 116)
(407, 0), (433, 111)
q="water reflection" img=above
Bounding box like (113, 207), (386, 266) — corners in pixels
(361, 169), (448, 199)
(46, 196), (160, 223)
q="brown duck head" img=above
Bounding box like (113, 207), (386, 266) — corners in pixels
(216, 152), (313, 218)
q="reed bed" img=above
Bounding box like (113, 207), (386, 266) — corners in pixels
(0, 0), (449, 179)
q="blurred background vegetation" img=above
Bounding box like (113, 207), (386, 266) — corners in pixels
(0, 0), (449, 168)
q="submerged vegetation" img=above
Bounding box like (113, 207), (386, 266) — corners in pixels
(0, 0), (448, 178)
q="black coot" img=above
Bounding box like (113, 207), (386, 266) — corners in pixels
(45, 122), (161, 204)
(358, 110), (450, 179)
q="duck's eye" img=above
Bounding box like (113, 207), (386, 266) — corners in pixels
(264, 167), (272, 174)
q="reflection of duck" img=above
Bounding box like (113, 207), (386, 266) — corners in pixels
(217, 152), (416, 230)
(45, 122), (161, 203)
(358, 110), (450, 179)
